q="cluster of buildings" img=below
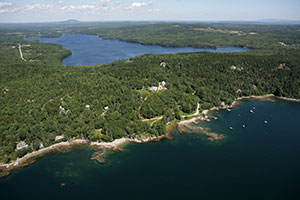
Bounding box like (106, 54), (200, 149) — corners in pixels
(150, 81), (167, 92)
(230, 65), (243, 71)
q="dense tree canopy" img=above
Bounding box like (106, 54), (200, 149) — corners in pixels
(0, 22), (299, 163)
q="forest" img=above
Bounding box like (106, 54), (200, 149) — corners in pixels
(0, 22), (300, 163)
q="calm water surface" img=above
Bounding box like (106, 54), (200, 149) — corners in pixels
(1, 98), (300, 200)
(25, 34), (248, 65)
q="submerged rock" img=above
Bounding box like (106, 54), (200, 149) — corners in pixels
(0, 171), (10, 178)
(91, 151), (106, 164)
(204, 132), (224, 142)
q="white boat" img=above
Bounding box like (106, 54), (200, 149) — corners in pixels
(242, 125), (246, 128)
(250, 110), (254, 113)
(229, 126), (233, 130)
(227, 109), (231, 112)
(264, 121), (268, 124)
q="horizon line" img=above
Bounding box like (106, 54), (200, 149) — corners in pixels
(1, 19), (300, 25)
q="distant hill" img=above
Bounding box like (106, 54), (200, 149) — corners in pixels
(56, 19), (81, 24)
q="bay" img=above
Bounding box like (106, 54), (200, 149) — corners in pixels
(1, 98), (299, 200)
(25, 34), (248, 65)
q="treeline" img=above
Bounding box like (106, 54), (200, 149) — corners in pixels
(95, 23), (300, 50)
(1, 22), (300, 51)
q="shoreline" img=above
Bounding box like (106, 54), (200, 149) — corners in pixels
(178, 94), (299, 126)
(176, 94), (300, 141)
(1, 94), (299, 177)
(0, 133), (171, 176)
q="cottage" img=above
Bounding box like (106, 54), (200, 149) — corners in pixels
(220, 101), (226, 106)
(55, 134), (65, 141)
(160, 62), (167, 67)
(85, 105), (90, 109)
(59, 106), (65, 111)
(277, 63), (291, 70)
(17, 141), (28, 150)
(104, 106), (109, 111)
(230, 65), (237, 70)
(158, 81), (167, 91)
(230, 65), (243, 71)
(236, 89), (242, 93)
(150, 86), (158, 92)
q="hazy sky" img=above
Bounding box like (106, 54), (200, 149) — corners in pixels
(0, 0), (299, 22)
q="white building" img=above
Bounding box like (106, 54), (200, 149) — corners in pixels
(104, 106), (109, 111)
(150, 86), (158, 92)
(236, 89), (242, 93)
(55, 134), (65, 141)
(59, 106), (65, 111)
(17, 141), (28, 150)
(230, 65), (237, 70)
(230, 65), (243, 71)
(85, 105), (90, 109)
(160, 62), (167, 67)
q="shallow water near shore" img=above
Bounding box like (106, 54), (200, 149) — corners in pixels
(1, 99), (300, 200)
(25, 34), (248, 65)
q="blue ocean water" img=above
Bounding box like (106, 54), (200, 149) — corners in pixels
(25, 34), (248, 65)
(1, 98), (299, 200)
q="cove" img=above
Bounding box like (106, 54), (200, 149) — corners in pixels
(25, 34), (248, 65)
(1, 98), (299, 200)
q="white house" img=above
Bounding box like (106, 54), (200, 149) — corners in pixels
(160, 62), (167, 67)
(230, 65), (243, 71)
(55, 134), (65, 141)
(85, 105), (90, 109)
(230, 65), (237, 70)
(104, 106), (109, 111)
(59, 106), (65, 111)
(150, 86), (158, 92)
(17, 141), (28, 150)
(236, 89), (242, 93)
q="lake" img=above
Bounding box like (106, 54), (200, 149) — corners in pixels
(25, 34), (248, 65)
(1, 98), (299, 200)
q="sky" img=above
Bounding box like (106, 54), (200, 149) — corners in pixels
(0, 0), (299, 23)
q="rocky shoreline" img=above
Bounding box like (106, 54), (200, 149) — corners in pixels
(0, 134), (170, 177)
(177, 94), (300, 141)
(178, 94), (280, 126)
(1, 94), (299, 177)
